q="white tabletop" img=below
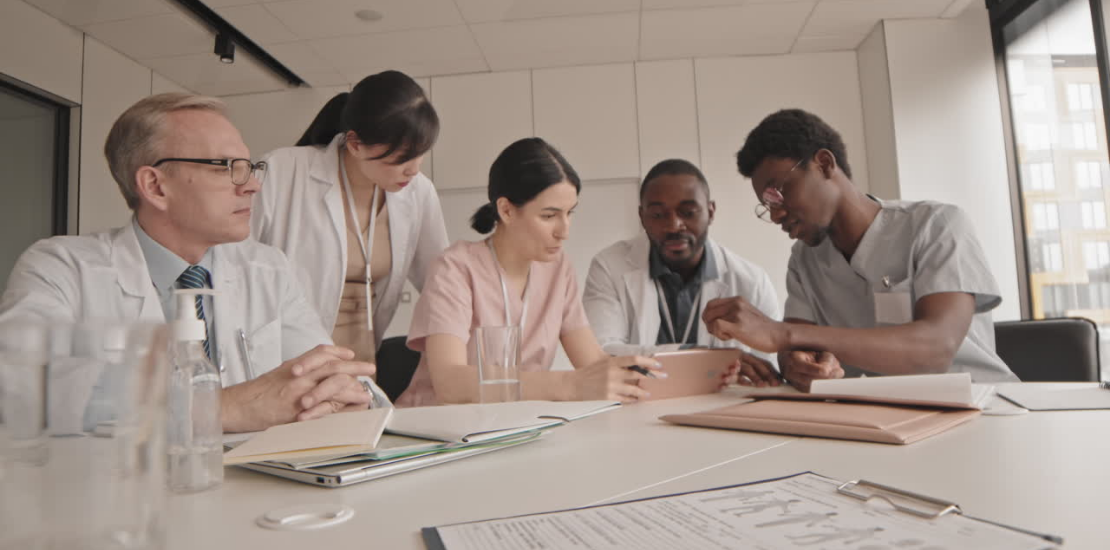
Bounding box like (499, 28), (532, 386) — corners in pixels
(166, 384), (1110, 550)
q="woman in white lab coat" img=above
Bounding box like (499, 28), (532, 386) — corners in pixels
(252, 70), (449, 368)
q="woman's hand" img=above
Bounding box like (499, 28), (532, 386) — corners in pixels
(571, 355), (665, 403)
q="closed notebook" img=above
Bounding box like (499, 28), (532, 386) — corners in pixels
(660, 399), (980, 445)
(223, 408), (392, 465)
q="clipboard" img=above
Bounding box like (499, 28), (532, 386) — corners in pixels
(422, 472), (1062, 550)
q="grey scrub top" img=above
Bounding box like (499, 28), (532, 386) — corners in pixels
(783, 199), (1018, 383)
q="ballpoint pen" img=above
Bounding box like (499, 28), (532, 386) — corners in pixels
(237, 328), (256, 380)
(626, 365), (658, 379)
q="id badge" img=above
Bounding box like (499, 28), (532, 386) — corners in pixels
(873, 276), (913, 326)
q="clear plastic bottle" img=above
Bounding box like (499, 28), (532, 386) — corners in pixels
(166, 289), (223, 493)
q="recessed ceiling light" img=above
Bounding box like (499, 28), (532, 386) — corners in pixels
(355, 9), (384, 22)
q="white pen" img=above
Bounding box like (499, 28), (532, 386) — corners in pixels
(237, 328), (256, 380)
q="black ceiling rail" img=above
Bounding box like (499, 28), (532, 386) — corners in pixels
(168, 0), (306, 87)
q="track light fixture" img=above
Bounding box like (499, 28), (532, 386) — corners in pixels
(214, 32), (235, 64)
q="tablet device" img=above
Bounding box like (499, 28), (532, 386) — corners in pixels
(237, 432), (542, 488)
(640, 348), (740, 401)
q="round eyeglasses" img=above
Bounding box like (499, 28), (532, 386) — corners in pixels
(151, 158), (267, 186)
(753, 157), (805, 222)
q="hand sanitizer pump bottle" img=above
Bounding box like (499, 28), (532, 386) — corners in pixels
(167, 288), (223, 493)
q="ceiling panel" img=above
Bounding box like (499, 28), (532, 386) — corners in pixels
(82, 12), (213, 60)
(802, 0), (954, 38)
(145, 50), (289, 96)
(791, 34), (868, 53)
(455, 0), (639, 24)
(640, 2), (815, 60)
(471, 12), (639, 72)
(265, 41), (348, 86)
(215, 4), (298, 44)
(311, 25), (488, 80)
(263, 0), (463, 40)
(23, 0), (172, 26)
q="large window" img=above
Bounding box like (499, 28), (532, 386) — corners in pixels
(995, 0), (1110, 376)
(0, 80), (70, 291)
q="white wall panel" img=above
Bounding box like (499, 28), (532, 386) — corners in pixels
(221, 86), (349, 160)
(532, 63), (640, 181)
(0, 0), (83, 103)
(430, 70), (532, 190)
(78, 36), (151, 235)
(857, 22), (899, 200)
(635, 59), (700, 176)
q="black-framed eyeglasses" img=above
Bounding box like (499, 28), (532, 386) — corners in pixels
(151, 158), (266, 186)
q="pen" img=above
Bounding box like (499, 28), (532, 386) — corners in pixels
(626, 365), (657, 379)
(237, 328), (256, 381)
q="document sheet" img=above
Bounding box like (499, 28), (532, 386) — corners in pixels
(425, 473), (1055, 550)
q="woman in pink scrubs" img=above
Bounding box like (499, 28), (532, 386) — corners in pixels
(397, 138), (664, 406)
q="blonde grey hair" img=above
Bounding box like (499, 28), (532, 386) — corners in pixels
(104, 93), (227, 210)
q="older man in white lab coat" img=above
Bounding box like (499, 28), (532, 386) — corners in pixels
(584, 159), (784, 385)
(0, 93), (387, 433)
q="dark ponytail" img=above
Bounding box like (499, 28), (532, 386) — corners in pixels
(469, 137), (581, 235)
(469, 203), (498, 234)
(294, 70), (439, 160)
(296, 92), (349, 146)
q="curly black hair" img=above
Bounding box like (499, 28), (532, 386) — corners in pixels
(735, 109), (852, 179)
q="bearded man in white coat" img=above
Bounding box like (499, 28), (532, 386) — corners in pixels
(0, 93), (387, 432)
(583, 159), (785, 386)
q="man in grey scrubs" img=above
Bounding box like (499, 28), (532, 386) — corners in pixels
(702, 109), (1017, 390)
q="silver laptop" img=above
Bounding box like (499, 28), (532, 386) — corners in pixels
(237, 431), (543, 488)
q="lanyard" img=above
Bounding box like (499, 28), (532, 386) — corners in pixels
(655, 280), (701, 345)
(339, 151), (379, 332)
(487, 239), (530, 333)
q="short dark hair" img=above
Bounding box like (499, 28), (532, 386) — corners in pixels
(736, 109), (852, 179)
(639, 159), (709, 201)
(296, 70), (439, 164)
(470, 138), (581, 234)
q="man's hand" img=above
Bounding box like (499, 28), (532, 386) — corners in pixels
(221, 345), (377, 432)
(778, 350), (843, 392)
(702, 297), (789, 353)
(722, 352), (783, 388)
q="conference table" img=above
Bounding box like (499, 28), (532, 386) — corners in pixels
(166, 384), (1110, 549)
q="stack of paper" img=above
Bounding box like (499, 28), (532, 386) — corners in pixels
(742, 373), (994, 410)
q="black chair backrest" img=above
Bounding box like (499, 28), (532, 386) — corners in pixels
(994, 318), (1100, 382)
(375, 336), (421, 402)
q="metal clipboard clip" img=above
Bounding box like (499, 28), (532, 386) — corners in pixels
(837, 479), (960, 519)
(837, 479), (1065, 545)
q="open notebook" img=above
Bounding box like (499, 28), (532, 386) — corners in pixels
(385, 400), (621, 443)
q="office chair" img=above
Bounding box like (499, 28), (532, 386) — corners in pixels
(375, 336), (422, 402)
(994, 318), (1101, 382)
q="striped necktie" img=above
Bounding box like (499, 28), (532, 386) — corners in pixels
(176, 265), (212, 359)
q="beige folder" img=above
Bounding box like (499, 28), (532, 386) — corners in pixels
(660, 398), (980, 445)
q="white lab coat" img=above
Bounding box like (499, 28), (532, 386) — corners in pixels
(0, 222), (330, 387)
(583, 235), (782, 361)
(252, 134), (449, 351)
